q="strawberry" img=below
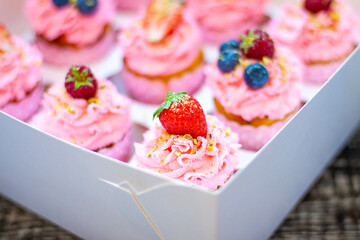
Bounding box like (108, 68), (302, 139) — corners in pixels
(239, 29), (275, 60)
(153, 91), (207, 138)
(304, 0), (332, 13)
(143, 0), (183, 43)
(65, 65), (98, 100)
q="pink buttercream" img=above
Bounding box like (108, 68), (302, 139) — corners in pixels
(33, 79), (132, 153)
(187, 0), (268, 43)
(119, 11), (202, 76)
(268, 0), (359, 64)
(0, 36), (42, 109)
(205, 47), (303, 121)
(25, 0), (115, 47)
(121, 63), (204, 104)
(215, 110), (295, 151)
(135, 115), (240, 190)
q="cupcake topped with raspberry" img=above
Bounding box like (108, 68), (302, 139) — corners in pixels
(268, 0), (359, 84)
(0, 24), (43, 121)
(206, 29), (303, 151)
(135, 91), (240, 190)
(119, 0), (204, 104)
(33, 65), (132, 161)
(25, 0), (116, 66)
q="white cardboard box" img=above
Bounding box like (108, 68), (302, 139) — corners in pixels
(1, 1), (360, 239)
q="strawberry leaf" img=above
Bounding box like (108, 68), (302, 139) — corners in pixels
(153, 91), (187, 120)
(240, 29), (259, 54)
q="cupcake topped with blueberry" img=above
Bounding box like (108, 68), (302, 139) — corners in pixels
(25, 0), (116, 66)
(268, 0), (359, 84)
(205, 29), (303, 151)
(135, 91), (240, 190)
(33, 65), (132, 161)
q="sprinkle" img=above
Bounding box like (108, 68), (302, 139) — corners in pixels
(193, 139), (198, 145)
(330, 11), (340, 21)
(225, 127), (231, 136)
(88, 98), (102, 105)
(207, 145), (214, 151)
(99, 85), (106, 89)
(205, 171), (209, 174)
(160, 159), (164, 165)
(211, 163), (216, 167)
(158, 170), (162, 173)
(219, 149), (222, 153)
(262, 57), (271, 65)
(175, 151), (181, 156)
(147, 149), (155, 158)
(212, 125), (217, 128)
(34, 60), (42, 66)
(184, 134), (193, 140)
(190, 149), (195, 154)
(66, 106), (75, 114)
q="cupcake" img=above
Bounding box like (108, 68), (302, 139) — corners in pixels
(186, 0), (269, 44)
(268, 0), (359, 85)
(205, 29), (303, 151)
(33, 65), (132, 161)
(25, 0), (116, 66)
(116, 0), (150, 12)
(0, 25), (43, 121)
(119, 0), (204, 104)
(135, 91), (240, 190)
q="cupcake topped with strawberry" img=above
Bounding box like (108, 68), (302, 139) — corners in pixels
(25, 0), (116, 66)
(268, 0), (359, 84)
(206, 29), (303, 151)
(0, 24), (43, 121)
(119, 0), (204, 104)
(33, 65), (132, 161)
(135, 91), (240, 190)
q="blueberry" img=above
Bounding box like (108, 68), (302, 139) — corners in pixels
(244, 63), (269, 89)
(77, 0), (98, 15)
(217, 49), (240, 73)
(219, 39), (239, 53)
(52, 0), (68, 7)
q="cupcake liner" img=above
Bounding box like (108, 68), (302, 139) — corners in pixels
(98, 128), (132, 162)
(1, 84), (43, 122)
(121, 64), (204, 104)
(214, 109), (295, 151)
(304, 58), (344, 85)
(116, 0), (150, 11)
(35, 30), (115, 67)
(201, 18), (265, 44)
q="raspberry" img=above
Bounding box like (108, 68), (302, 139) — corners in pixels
(304, 0), (332, 13)
(65, 65), (98, 100)
(240, 29), (275, 60)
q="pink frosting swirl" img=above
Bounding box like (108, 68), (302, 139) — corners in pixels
(186, 0), (268, 33)
(33, 79), (132, 151)
(119, 11), (202, 76)
(25, 0), (115, 46)
(135, 115), (240, 190)
(0, 37), (42, 108)
(268, 0), (359, 63)
(205, 47), (302, 121)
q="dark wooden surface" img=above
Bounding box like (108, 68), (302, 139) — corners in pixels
(1, 131), (360, 240)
